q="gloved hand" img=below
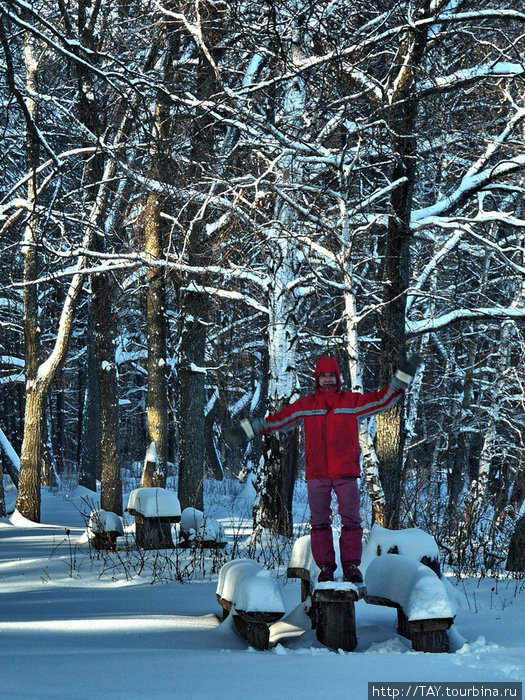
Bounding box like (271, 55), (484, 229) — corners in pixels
(223, 419), (256, 449)
(394, 353), (423, 386)
(398, 353), (423, 377)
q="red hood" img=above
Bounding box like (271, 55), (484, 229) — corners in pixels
(314, 356), (342, 389)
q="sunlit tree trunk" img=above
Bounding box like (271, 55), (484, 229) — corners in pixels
(251, 18), (307, 539)
(141, 49), (175, 488)
(16, 28), (43, 521)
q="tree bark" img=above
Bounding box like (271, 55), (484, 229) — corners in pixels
(177, 3), (222, 510)
(16, 25), (43, 521)
(79, 303), (101, 491)
(375, 4), (429, 528)
(73, 0), (122, 514)
(143, 80), (172, 488)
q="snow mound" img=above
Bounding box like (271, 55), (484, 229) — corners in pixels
(9, 509), (39, 527)
(289, 534), (316, 571)
(365, 553), (456, 621)
(126, 488), (181, 518)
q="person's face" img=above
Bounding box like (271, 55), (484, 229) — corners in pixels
(319, 372), (337, 388)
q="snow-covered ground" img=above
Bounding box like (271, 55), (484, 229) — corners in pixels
(1, 483), (524, 700)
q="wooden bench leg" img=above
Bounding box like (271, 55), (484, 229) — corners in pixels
(233, 615), (270, 650)
(301, 578), (311, 602)
(410, 628), (450, 653)
(397, 607), (411, 640)
(312, 590), (357, 652)
(91, 532), (119, 551)
(397, 608), (450, 653)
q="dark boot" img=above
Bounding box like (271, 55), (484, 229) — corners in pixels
(343, 564), (363, 584)
(310, 526), (336, 582)
(340, 525), (363, 581)
(318, 567), (335, 583)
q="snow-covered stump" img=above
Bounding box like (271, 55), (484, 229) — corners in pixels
(216, 559), (285, 650)
(178, 508), (226, 549)
(125, 488), (181, 550)
(287, 535), (359, 652)
(364, 554), (456, 653)
(87, 509), (124, 551)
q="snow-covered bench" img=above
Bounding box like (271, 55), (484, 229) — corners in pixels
(87, 509), (123, 551)
(362, 523), (441, 575)
(362, 525), (455, 653)
(125, 488), (181, 549)
(178, 508), (226, 549)
(287, 534), (359, 652)
(216, 559), (285, 650)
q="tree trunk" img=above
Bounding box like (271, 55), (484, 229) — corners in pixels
(92, 274), (121, 515)
(74, 0), (122, 514)
(143, 82), (171, 488)
(17, 387), (46, 521)
(0, 455), (5, 517)
(506, 514), (525, 572)
(177, 4), (222, 510)
(375, 5), (429, 528)
(79, 303), (100, 491)
(17, 26), (42, 521)
(340, 188), (387, 526)
(252, 236), (300, 538)
(178, 296), (208, 510)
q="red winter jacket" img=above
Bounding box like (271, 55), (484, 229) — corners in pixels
(258, 357), (405, 480)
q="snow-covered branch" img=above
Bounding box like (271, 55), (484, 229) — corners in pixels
(408, 306), (525, 335)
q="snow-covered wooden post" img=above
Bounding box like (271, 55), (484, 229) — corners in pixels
(125, 487), (181, 549)
(311, 585), (358, 652)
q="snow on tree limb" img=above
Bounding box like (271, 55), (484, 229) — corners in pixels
(408, 306), (525, 335)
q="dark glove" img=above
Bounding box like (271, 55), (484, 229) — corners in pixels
(394, 353), (423, 386)
(398, 353), (423, 377)
(222, 419), (255, 449)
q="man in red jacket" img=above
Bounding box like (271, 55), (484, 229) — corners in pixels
(224, 354), (421, 584)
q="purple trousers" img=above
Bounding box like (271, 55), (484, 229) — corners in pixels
(307, 476), (363, 576)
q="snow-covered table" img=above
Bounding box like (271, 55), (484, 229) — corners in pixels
(216, 559), (285, 650)
(125, 488), (181, 549)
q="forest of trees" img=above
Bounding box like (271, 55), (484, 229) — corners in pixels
(1, 0), (525, 572)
